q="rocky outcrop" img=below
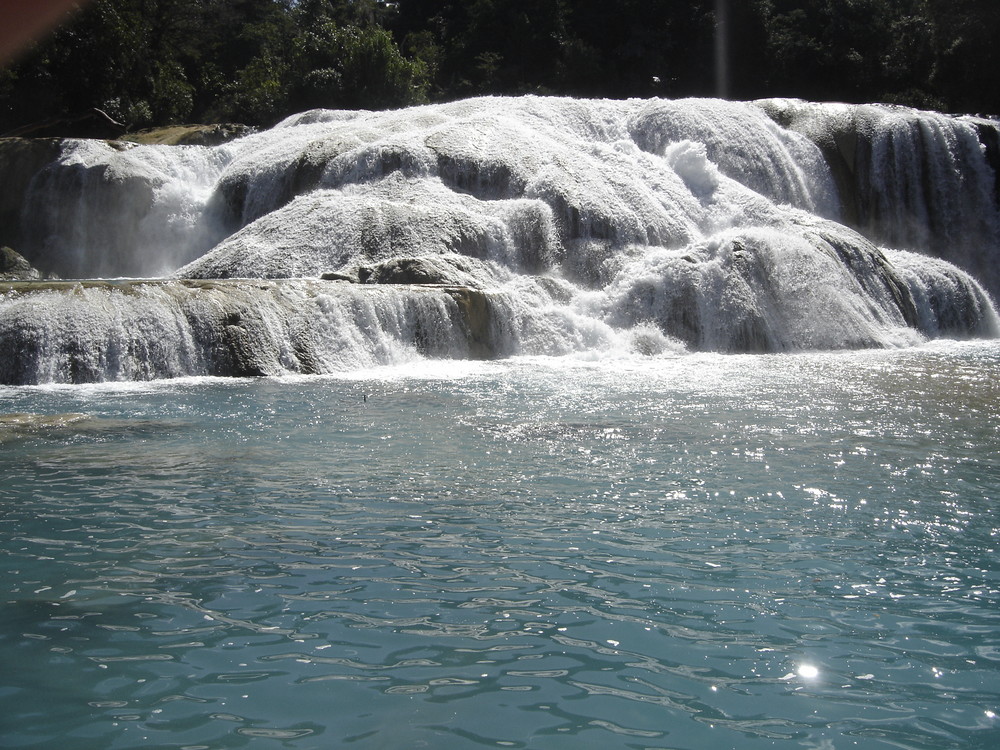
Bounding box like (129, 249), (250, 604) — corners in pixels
(0, 128), (251, 278)
(359, 255), (486, 287)
(118, 123), (255, 147)
(0, 246), (42, 280)
(320, 271), (358, 282)
(443, 286), (495, 358)
(0, 97), (997, 382)
(0, 279), (498, 385)
(756, 99), (1000, 297)
(757, 101), (862, 229)
(0, 138), (62, 252)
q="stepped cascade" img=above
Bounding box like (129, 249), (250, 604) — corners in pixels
(1, 96), (998, 384)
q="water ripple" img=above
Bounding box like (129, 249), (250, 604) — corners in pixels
(2, 348), (999, 749)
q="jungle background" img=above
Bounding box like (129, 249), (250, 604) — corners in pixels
(1, 0), (997, 138)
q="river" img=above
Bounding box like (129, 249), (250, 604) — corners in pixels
(2, 343), (998, 749)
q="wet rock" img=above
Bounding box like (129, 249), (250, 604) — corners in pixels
(320, 271), (358, 282)
(444, 287), (495, 359)
(0, 247), (42, 280)
(363, 255), (484, 287)
(0, 138), (62, 253)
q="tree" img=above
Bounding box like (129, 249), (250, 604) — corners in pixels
(924, 0), (1000, 114)
(1, 0), (998, 135)
(287, 4), (428, 113)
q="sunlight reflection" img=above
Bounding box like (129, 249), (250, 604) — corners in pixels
(797, 663), (820, 679)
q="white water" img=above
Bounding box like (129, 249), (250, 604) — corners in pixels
(764, 99), (1000, 294)
(23, 139), (229, 278)
(0, 282), (485, 384)
(5, 96), (1000, 383)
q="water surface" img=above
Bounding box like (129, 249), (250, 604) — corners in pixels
(1, 344), (998, 749)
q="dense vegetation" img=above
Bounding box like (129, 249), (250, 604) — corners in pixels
(1, 0), (997, 137)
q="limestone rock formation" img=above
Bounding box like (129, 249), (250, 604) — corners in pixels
(0, 246), (42, 280)
(119, 123), (255, 147)
(360, 255), (487, 287)
(1, 97), (998, 383)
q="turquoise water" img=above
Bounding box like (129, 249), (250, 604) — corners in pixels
(1, 344), (998, 749)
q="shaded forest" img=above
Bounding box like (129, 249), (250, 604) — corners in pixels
(1, 0), (998, 138)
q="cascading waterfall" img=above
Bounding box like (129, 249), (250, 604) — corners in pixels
(0, 281), (492, 385)
(761, 99), (1000, 294)
(20, 139), (230, 278)
(1, 96), (998, 384)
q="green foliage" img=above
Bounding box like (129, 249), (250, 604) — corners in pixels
(150, 60), (196, 123)
(288, 17), (428, 112)
(220, 51), (290, 125)
(390, 0), (997, 112)
(0, 0), (428, 134)
(0, 0), (997, 136)
(923, 0), (1000, 114)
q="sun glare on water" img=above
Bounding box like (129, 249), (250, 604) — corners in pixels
(797, 663), (820, 679)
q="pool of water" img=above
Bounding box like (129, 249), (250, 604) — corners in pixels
(1, 343), (998, 749)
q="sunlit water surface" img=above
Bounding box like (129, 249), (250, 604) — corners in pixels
(1, 344), (998, 750)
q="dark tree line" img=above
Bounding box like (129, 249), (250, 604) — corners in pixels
(1, 0), (997, 137)
(0, 0), (428, 135)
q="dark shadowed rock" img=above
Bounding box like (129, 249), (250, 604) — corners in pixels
(444, 287), (495, 358)
(0, 246), (42, 280)
(363, 256), (484, 287)
(320, 271), (358, 282)
(0, 138), (62, 252)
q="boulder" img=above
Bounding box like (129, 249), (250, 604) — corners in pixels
(320, 271), (358, 283)
(361, 255), (484, 287)
(0, 246), (42, 280)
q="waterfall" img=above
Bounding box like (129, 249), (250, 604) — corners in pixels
(0, 281), (490, 384)
(19, 139), (229, 278)
(759, 99), (1000, 295)
(1, 96), (998, 384)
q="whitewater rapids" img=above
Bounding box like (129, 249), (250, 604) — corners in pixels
(1, 96), (998, 383)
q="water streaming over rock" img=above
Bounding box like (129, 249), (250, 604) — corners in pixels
(0, 281), (499, 385)
(1, 96), (998, 383)
(762, 99), (1000, 293)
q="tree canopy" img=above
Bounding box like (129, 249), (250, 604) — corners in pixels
(1, 0), (996, 137)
